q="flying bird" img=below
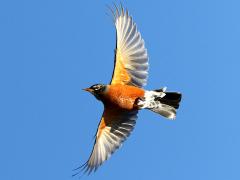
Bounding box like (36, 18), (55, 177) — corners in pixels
(77, 4), (182, 175)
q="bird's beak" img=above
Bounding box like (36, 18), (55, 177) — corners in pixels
(82, 88), (93, 92)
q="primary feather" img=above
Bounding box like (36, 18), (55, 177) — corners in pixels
(110, 5), (149, 87)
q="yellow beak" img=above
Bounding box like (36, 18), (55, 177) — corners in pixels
(82, 88), (93, 92)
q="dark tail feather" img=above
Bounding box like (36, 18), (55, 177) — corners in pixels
(155, 92), (182, 109)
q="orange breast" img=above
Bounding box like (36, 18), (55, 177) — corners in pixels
(103, 84), (145, 110)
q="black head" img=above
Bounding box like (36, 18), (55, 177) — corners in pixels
(83, 84), (106, 94)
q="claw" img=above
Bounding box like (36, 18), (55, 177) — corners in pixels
(138, 97), (146, 101)
(134, 97), (146, 109)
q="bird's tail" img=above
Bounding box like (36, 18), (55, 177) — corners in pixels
(137, 87), (182, 120)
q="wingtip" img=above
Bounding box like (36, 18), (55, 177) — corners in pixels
(106, 2), (128, 23)
(72, 162), (89, 177)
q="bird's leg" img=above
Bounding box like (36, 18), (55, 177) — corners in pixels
(134, 97), (146, 109)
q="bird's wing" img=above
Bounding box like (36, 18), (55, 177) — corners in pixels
(110, 5), (149, 88)
(81, 108), (138, 174)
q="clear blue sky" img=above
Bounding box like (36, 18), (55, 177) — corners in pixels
(1, 0), (240, 180)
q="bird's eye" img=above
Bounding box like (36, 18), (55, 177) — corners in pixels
(93, 85), (101, 91)
(90, 84), (104, 92)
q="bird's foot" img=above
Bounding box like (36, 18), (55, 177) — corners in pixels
(135, 97), (146, 109)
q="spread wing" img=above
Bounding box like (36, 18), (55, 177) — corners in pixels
(80, 108), (138, 174)
(110, 5), (149, 87)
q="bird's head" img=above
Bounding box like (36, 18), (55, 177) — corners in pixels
(83, 84), (107, 100)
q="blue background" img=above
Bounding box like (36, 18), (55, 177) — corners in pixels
(1, 0), (240, 180)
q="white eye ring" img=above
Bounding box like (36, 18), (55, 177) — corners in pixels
(94, 85), (100, 90)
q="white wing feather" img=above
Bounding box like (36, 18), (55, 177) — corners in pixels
(111, 5), (149, 87)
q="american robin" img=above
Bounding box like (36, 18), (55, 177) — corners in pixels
(75, 4), (182, 175)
